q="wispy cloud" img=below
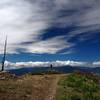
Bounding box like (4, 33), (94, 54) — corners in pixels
(0, 0), (100, 54)
(25, 36), (74, 54)
(0, 0), (50, 54)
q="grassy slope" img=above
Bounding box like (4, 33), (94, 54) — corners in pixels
(56, 72), (100, 100)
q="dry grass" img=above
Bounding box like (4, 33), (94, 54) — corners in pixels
(0, 73), (60, 100)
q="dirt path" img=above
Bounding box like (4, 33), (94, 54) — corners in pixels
(0, 73), (65, 100)
(45, 75), (62, 100)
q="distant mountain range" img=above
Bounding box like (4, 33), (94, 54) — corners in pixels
(8, 66), (100, 75)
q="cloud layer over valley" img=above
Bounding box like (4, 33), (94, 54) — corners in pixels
(0, 60), (99, 70)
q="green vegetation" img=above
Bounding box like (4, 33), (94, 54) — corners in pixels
(56, 72), (100, 100)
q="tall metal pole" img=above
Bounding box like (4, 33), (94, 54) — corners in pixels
(1, 36), (7, 71)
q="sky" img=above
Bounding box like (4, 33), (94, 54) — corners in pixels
(0, 0), (100, 69)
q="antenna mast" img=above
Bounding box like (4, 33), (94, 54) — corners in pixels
(1, 36), (7, 71)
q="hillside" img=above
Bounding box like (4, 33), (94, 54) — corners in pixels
(8, 66), (100, 76)
(0, 71), (100, 100)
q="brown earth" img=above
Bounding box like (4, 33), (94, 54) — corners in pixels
(0, 72), (64, 100)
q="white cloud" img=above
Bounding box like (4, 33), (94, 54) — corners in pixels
(0, 60), (99, 70)
(92, 61), (100, 67)
(52, 0), (100, 43)
(0, 0), (100, 54)
(0, 0), (74, 54)
(26, 36), (74, 54)
(0, 60), (94, 70)
(0, 0), (50, 54)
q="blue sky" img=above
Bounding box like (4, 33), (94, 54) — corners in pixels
(0, 0), (100, 68)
